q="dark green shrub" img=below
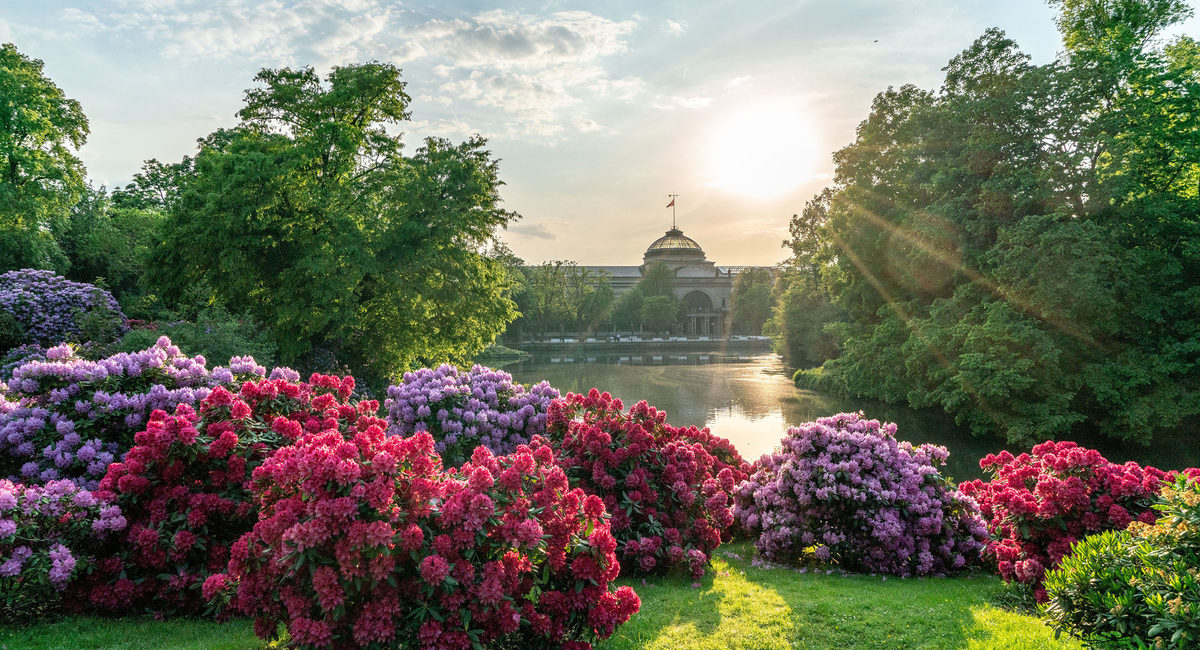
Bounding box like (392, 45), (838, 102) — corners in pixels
(117, 305), (277, 370)
(1042, 476), (1200, 648)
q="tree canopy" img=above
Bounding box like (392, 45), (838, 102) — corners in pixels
(149, 62), (519, 381)
(0, 43), (88, 273)
(780, 0), (1200, 445)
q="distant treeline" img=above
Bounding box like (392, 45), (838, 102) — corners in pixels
(497, 259), (775, 338)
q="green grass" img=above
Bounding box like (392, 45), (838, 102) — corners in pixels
(0, 616), (267, 650)
(0, 543), (1077, 650)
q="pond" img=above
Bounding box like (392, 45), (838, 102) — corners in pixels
(507, 352), (1200, 482)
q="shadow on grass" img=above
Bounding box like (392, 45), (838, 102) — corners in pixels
(0, 615), (269, 650)
(599, 542), (1080, 650)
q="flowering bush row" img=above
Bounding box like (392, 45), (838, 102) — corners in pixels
(1042, 477), (1200, 648)
(537, 389), (748, 578)
(734, 412), (988, 576)
(82, 371), (353, 615)
(0, 478), (126, 621)
(385, 363), (559, 467)
(959, 441), (1198, 599)
(0, 337), (269, 488)
(212, 419), (638, 649)
(0, 269), (125, 349)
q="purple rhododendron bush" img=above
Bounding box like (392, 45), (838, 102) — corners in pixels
(959, 441), (1200, 600)
(535, 389), (750, 578)
(208, 420), (639, 649)
(734, 412), (988, 576)
(79, 370), (354, 615)
(0, 337), (268, 489)
(0, 478), (126, 621)
(0, 269), (125, 348)
(384, 363), (559, 467)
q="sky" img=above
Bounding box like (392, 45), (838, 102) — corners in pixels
(3, 1), (1199, 266)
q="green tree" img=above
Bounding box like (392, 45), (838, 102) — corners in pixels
(730, 268), (774, 335)
(0, 43), (88, 272)
(765, 271), (844, 368)
(110, 157), (194, 211)
(150, 63), (518, 381)
(639, 294), (678, 333)
(638, 261), (677, 299)
(793, 0), (1200, 444)
(611, 287), (643, 331)
(59, 184), (162, 307)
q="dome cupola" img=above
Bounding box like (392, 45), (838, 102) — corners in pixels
(643, 228), (707, 264)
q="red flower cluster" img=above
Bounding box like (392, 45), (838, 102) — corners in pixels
(537, 389), (747, 578)
(210, 422), (638, 649)
(80, 374), (366, 614)
(959, 440), (1200, 600)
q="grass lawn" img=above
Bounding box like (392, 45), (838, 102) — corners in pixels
(0, 542), (1078, 650)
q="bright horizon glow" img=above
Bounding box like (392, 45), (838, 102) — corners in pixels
(705, 101), (818, 200)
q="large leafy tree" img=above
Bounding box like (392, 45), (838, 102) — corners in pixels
(59, 184), (162, 307)
(787, 0), (1200, 445)
(729, 267), (774, 335)
(0, 43), (88, 272)
(150, 63), (518, 380)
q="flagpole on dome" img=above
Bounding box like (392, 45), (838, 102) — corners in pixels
(666, 193), (678, 229)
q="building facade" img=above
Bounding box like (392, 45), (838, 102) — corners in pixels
(587, 227), (738, 336)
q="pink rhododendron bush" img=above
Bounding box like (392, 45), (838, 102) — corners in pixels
(209, 424), (639, 649)
(958, 440), (1200, 600)
(734, 412), (988, 576)
(535, 389), (749, 578)
(81, 370), (360, 614)
(0, 478), (126, 621)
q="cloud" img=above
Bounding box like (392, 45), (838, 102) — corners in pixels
(410, 10), (642, 137)
(57, 0), (399, 67)
(572, 117), (601, 132)
(652, 95), (712, 110)
(414, 10), (635, 69)
(664, 19), (686, 36)
(509, 222), (557, 240)
(37, 3), (644, 139)
(58, 8), (105, 33)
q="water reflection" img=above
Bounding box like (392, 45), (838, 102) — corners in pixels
(508, 354), (1199, 483)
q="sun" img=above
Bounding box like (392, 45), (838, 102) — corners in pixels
(706, 102), (818, 199)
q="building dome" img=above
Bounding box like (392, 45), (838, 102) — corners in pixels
(646, 227), (703, 253)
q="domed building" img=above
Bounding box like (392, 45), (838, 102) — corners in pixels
(588, 227), (737, 336)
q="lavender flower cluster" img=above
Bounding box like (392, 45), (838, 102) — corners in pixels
(0, 269), (125, 347)
(384, 364), (560, 467)
(734, 412), (988, 576)
(0, 337), (270, 489)
(0, 477), (125, 618)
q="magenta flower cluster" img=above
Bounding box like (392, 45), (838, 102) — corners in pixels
(0, 477), (126, 621)
(734, 412), (988, 576)
(0, 337), (271, 488)
(959, 441), (1199, 600)
(384, 364), (559, 467)
(537, 389), (749, 578)
(0, 269), (125, 347)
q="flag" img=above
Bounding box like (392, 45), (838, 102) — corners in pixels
(666, 198), (675, 208)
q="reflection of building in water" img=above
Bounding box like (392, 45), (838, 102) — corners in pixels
(588, 227), (771, 336)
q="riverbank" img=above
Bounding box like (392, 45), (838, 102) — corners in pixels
(0, 542), (1077, 650)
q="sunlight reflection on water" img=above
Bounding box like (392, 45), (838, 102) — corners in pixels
(507, 353), (1200, 482)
